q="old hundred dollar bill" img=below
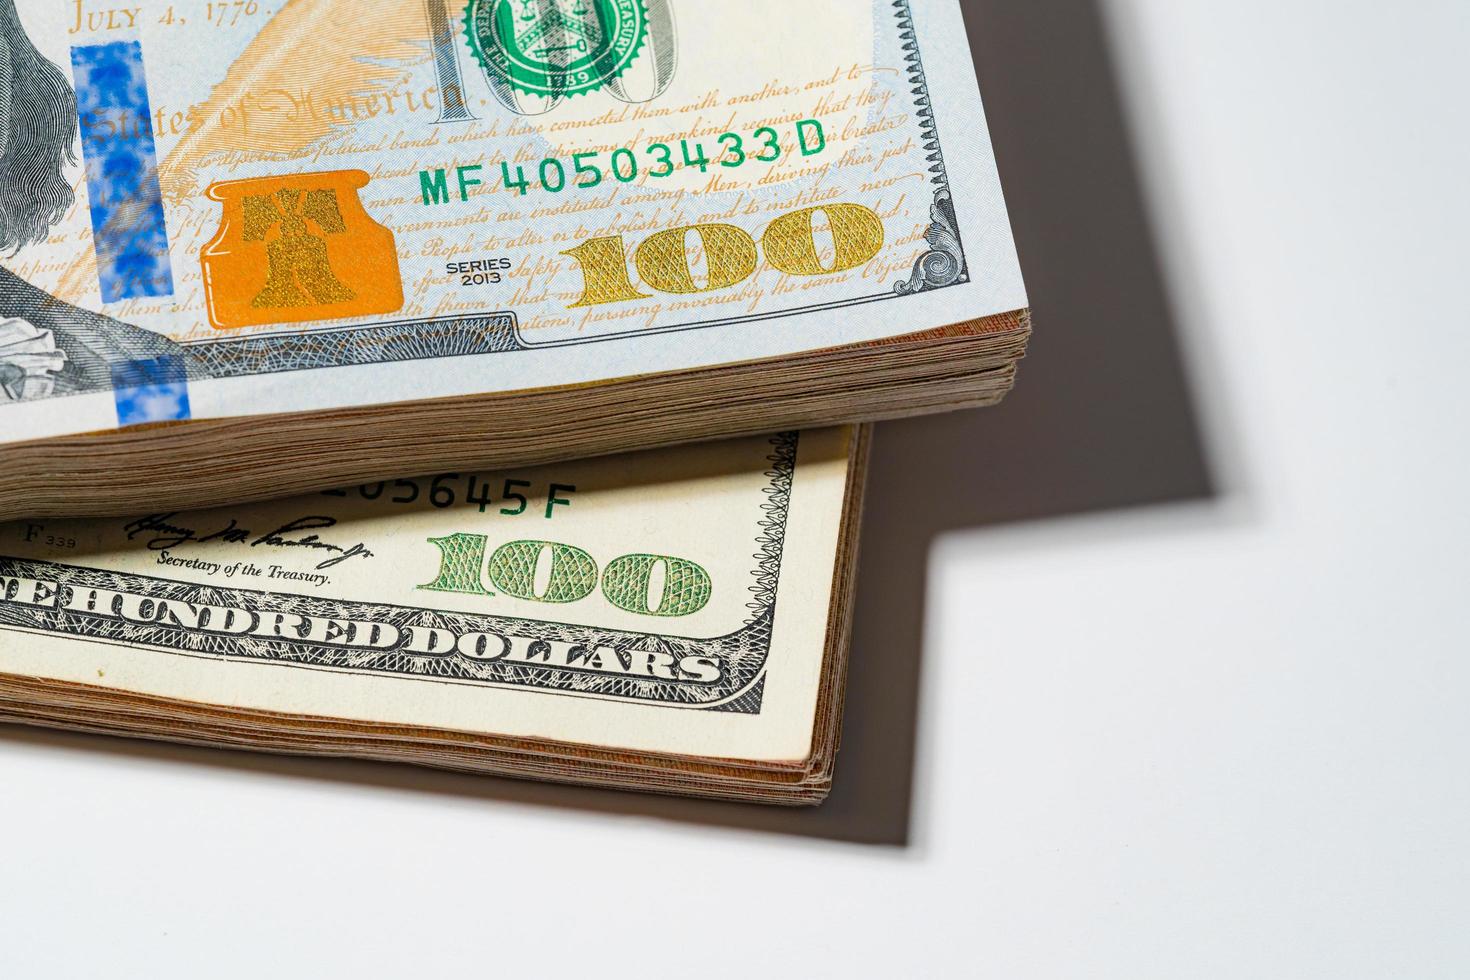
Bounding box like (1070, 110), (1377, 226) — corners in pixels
(0, 0), (1025, 448)
(0, 428), (869, 801)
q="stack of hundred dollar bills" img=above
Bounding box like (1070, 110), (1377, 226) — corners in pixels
(0, 0), (1026, 804)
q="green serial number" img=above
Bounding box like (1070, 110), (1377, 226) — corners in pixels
(418, 119), (827, 204)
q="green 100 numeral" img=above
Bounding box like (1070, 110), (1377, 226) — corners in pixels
(560, 203), (885, 308)
(419, 532), (712, 618)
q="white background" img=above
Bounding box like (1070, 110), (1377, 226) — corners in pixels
(4, 2), (1469, 976)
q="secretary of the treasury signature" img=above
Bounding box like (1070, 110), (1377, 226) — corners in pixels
(121, 513), (375, 570)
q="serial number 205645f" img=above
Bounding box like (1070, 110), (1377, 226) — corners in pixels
(323, 474), (575, 518)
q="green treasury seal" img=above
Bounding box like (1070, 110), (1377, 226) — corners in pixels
(465, 0), (649, 98)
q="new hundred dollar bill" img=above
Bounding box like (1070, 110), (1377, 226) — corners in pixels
(0, 0), (1024, 444)
(0, 429), (865, 777)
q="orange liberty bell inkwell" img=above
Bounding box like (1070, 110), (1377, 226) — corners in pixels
(200, 169), (403, 330)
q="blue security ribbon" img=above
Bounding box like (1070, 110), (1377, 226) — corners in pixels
(111, 355), (191, 426)
(70, 41), (175, 303)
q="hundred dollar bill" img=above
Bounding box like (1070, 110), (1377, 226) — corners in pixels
(0, 428), (865, 793)
(0, 0), (1023, 444)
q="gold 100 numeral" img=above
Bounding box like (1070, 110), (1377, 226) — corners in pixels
(560, 203), (885, 308)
